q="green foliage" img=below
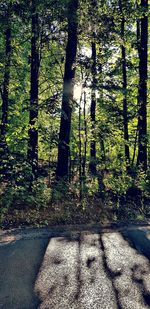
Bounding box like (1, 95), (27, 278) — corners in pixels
(104, 169), (132, 197)
(52, 179), (72, 201)
(0, 178), (51, 212)
(0, 0), (149, 228)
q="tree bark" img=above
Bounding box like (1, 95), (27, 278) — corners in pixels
(56, 0), (78, 179)
(27, 0), (39, 177)
(89, 37), (97, 174)
(98, 49), (105, 165)
(137, 0), (148, 171)
(1, 27), (11, 137)
(119, 0), (130, 166)
(0, 11), (11, 177)
(131, 12), (140, 167)
(79, 94), (82, 200)
(82, 91), (87, 177)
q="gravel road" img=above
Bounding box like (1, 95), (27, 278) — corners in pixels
(0, 224), (150, 309)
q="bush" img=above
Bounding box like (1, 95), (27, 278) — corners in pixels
(0, 178), (52, 212)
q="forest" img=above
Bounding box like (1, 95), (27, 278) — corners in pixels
(0, 0), (149, 229)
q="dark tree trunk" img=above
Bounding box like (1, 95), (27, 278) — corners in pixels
(137, 0), (148, 171)
(98, 53), (105, 165)
(56, 0), (78, 179)
(82, 91), (87, 178)
(27, 0), (39, 176)
(1, 27), (11, 138)
(89, 38), (97, 174)
(0, 13), (11, 178)
(132, 13), (140, 167)
(119, 0), (130, 166)
(79, 95), (82, 201)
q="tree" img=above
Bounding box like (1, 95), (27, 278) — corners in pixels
(0, 0), (150, 215)
(1, 18), (11, 139)
(119, 0), (130, 166)
(0, 4), (12, 177)
(89, 32), (97, 174)
(88, 0), (98, 175)
(56, 0), (78, 179)
(27, 0), (40, 177)
(137, 0), (148, 171)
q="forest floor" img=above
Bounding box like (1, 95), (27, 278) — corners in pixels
(0, 195), (148, 230)
(1, 167), (150, 230)
(1, 224), (150, 309)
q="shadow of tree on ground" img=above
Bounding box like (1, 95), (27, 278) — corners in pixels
(1, 227), (150, 309)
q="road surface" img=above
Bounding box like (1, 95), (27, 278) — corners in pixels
(0, 224), (150, 309)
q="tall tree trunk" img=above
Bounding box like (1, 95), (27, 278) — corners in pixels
(1, 28), (11, 138)
(79, 94), (82, 200)
(132, 10), (140, 167)
(119, 0), (130, 166)
(98, 52), (105, 165)
(0, 12), (11, 177)
(56, 0), (78, 179)
(82, 91), (87, 178)
(137, 0), (148, 171)
(27, 0), (39, 177)
(89, 36), (97, 174)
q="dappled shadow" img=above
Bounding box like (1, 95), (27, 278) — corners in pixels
(121, 228), (150, 307)
(99, 235), (123, 309)
(35, 232), (119, 308)
(35, 228), (150, 309)
(1, 226), (150, 308)
(131, 263), (150, 307)
(86, 256), (96, 268)
(0, 229), (81, 309)
(121, 228), (150, 261)
(102, 230), (150, 309)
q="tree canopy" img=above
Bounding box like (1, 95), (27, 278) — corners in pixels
(0, 0), (149, 228)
